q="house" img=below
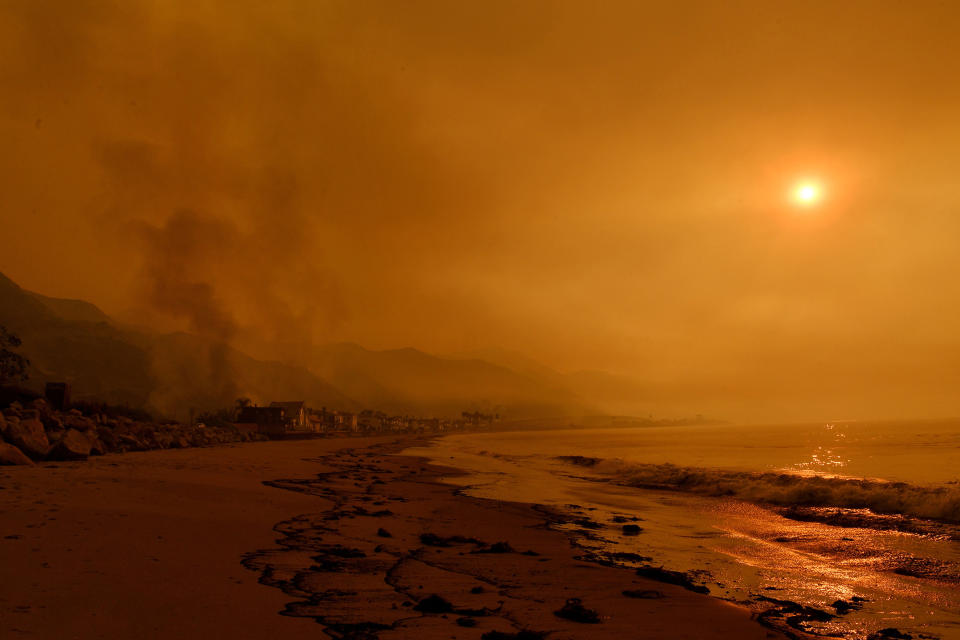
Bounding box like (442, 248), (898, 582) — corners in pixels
(237, 401), (310, 436)
(236, 406), (286, 436)
(358, 409), (385, 432)
(307, 414), (326, 433)
(333, 411), (358, 432)
(269, 401), (309, 430)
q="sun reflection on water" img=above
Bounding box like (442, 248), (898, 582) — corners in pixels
(785, 423), (853, 476)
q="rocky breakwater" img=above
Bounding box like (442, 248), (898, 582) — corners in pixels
(0, 399), (265, 466)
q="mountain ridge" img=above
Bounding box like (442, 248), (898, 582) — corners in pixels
(0, 270), (649, 420)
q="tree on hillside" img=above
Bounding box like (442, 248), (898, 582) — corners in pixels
(0, 326), (29, 384)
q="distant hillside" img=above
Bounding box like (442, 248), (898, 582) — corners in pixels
(137, 332), (355, 419)
(0, 271), (352, 417)
(457, 347), (655, 418)
(308, 343), (595, 419)
(0, 270), (655, 421)
(0, 271), (154, 407)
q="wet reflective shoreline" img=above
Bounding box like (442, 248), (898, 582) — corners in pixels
(406, 423), (960, 639)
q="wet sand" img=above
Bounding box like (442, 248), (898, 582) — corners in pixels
(0, 436), (791, 639)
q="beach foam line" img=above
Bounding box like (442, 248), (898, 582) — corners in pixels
(553, 455), (960, 525)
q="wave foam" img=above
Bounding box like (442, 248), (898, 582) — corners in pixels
(555, 456), (960, 524)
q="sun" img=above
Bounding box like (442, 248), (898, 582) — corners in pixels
(793, 181), (821, 207)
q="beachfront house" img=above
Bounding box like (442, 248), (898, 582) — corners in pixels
(269, 401), (309, 430)
(236, 405), (286, 436)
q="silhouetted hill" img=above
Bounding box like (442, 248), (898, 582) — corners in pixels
(0, 271), (352, 416)
(0, 271), (154, 406)
(309, 343), (595, 418)
(457, 347), (654, 417)
(0, 271), (649, 420)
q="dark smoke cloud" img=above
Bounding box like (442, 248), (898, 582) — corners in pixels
(136, 210), (239, 342)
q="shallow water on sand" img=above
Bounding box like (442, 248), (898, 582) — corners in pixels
(405, 421), (960, 640)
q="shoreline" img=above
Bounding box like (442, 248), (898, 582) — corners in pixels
(243, 437), (793, 639)
(1, 435), (793, 639)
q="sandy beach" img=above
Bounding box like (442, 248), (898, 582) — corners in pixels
(0, 436), (791, 639)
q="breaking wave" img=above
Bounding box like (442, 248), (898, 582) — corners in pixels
(555, 456), (960, 524)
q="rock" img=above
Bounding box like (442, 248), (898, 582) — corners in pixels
(153, 431), (173, 449)
(455, 617), (477, 627)
(45, 428), (65, 445)
(756, 595), (835, 631)
(96, 426), (118, 452)
(376, 528), (392, 538)
(609, 551), (652, 563)
(481, 632), (547, 640)
(117, 434), (147, 451)
(86, 433), (106, 456)
(419, 532), (483, 547)
(554, 598), (601, 623)
(621, 524), (643, 535)
(63, 414), (95, 432)
(40, 412), (64, 432)
(473, 541), (515, 554)
(0, 442), (34, 465)
(47, 429), (92, 461)
(412, 594), (454, 613)
(3, 418), (49, 459)
(635, 566), (710, 594)
(832, 598), (866, 614)
(867, 629), (912, 640)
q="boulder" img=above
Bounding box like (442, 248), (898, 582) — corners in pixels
(41, 414), (64, 432)
(45, 427), (66, 444)
(85, 433), (106, 456)
(867, 629), (912, 640)
(3, 418), (50, 459)
(413, 594), (454, 614)
(46, 429), (92, 461)
(95, 426), (118, 452)
(117, 433), (147, 451)
(553, 598), (601, 624)
(635, 566), (709, 594)
(0, 442), (34, 466)
(153, 431), (173, 449)
(64, 414), (96, 432)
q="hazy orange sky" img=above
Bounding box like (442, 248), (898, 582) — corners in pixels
(2, 1), (960, 419)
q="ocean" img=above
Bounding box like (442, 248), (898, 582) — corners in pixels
(405, 420), (960, 639)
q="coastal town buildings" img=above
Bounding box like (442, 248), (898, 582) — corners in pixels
(236, 401), (496, 437)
